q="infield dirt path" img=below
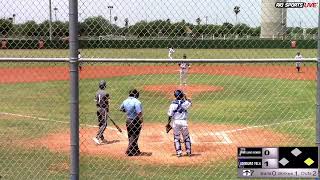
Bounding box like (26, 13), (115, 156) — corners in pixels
(29, 123), (290, 166)
(0, 64), (315, 83)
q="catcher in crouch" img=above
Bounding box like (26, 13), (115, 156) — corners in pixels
(166, 89), (192, 157)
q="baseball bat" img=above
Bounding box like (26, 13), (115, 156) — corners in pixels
(107, 115), (123, 133)
(166, 123), (172, 133)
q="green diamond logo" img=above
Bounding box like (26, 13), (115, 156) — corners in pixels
(304, 158), (314, 166)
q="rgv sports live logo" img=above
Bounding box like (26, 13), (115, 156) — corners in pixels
(275, 2), (318, 8)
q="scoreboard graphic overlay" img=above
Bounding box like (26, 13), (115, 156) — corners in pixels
(237, 147), (318, 178)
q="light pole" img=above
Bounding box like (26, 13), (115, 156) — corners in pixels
(12, 14), (16, 24)
(205, 16), (208, 25)
(234, 6), (240, 24)
(49, 0), (53, 40)
(108, 6), (113, 24)
(299, 0), (302, 28)
(53, 7), (58, 21)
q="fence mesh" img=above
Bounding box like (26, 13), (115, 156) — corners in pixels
(77, 62), (316, 179)
(0, 0), (319, 179)
(0, 62), (70, 179)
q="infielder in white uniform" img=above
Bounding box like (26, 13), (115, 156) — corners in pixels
(166, 89), (192, 157)
(295, 52), (303, 73)
(179, 54), (190, 86)
(168, 47), (175, 60)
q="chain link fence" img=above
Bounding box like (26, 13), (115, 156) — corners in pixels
(0, 0), (319, 179)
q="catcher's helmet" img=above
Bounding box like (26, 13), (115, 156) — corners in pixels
(129, 89), (140, 98)
(99, 80), (107, 89)
(174, 89), (184, 99)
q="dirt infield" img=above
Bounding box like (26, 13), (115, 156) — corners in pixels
(0, 65), (315, 83)
(30, 123), (289, 166)
(144, 84), (224, 98)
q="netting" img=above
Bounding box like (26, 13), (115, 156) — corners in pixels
(0, 0), (319, 179)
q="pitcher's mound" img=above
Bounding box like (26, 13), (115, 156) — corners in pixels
(144, 84), (224, 98)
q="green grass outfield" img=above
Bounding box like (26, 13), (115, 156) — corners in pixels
(0, 70), (316, 179)
(0, 48), (316, 69)
(0, 48), (317, 59)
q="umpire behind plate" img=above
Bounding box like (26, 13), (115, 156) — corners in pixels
(120, 89), (144, 156)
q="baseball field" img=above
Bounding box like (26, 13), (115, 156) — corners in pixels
(0, 48), (317, 179)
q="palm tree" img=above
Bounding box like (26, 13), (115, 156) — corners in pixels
(234, 6), (240, 24)
(196, 17), (201, 25)
(124, 18), (129, 28)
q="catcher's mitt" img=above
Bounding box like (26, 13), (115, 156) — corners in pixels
(165, 123), (172, 133)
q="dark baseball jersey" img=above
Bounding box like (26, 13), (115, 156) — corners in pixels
(95, 90), (110, 111)
(94, 89), (110, 143)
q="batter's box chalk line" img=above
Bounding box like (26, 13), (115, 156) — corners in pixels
(0, 112), (308, 145)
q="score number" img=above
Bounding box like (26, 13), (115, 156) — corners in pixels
(261, 148), (278, 169)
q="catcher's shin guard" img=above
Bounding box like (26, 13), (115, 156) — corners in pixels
(174, 133), (182, 154)
(181, 127), (191, 154)
(184, 136), (191, 154)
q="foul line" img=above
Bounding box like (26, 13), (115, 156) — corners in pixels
(0, 111), (126, 136)
(0, 112), (309, 145)
(209, 119), (308, 145)
(214, 132), (233, 144)
(220, 119), (307, 134)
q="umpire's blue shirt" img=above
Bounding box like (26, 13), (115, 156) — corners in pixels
(120, 97), (142, 120)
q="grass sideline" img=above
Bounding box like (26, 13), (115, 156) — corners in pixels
(0, 48), (316, 59)
(0, 48), (316, 69)
(0, 71), (316, 179)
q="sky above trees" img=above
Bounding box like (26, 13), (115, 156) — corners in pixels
(1, 0), (318, 28)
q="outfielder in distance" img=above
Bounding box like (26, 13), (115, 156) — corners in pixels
(168, 47), (175, 60)
(78, 50), (82, 71)
(92, 80), (110, 145)
(166, 90), (192, 157)
(179, 54), (191, 86)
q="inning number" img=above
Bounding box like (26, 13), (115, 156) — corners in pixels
(264, 161), (269, 167)
(264, 150), (270, 156)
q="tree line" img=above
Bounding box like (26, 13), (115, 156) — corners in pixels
(0, 16), (317, 39)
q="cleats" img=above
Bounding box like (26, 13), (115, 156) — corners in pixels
(92, 137), (101, 145)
